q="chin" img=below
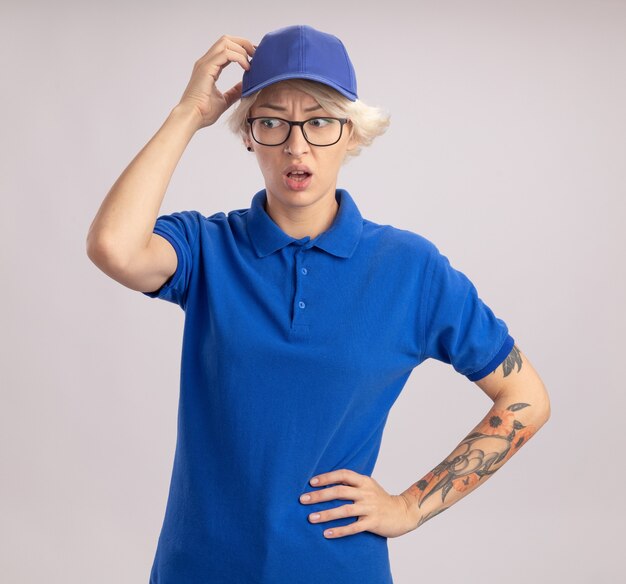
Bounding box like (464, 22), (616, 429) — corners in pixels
(269, 187), (322, 207)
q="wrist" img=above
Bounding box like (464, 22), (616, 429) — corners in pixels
(399, 491), (422, 531)
(169, 103), (203, 134)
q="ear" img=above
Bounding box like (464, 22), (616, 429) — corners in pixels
(243, 126), (255, 150)
(345, 123), (360, 151)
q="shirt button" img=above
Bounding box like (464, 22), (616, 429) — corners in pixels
(301, 267), (308, 275)
(298, 301), (306, 309)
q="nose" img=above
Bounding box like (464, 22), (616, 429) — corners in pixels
(284, 123), (310, 156)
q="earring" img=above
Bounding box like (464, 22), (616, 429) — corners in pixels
(247, 146), (253, 152)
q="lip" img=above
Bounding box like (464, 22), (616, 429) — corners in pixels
(283, 171), (313, 191)
(283, 164), (313, 176)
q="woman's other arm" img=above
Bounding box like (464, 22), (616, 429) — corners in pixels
(399, 345), (551, 528)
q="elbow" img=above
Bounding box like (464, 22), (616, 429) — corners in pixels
(533, 382), (551, 427)
(542, 397), (551, 426)
(86, 232), (128, 275)
(543, 388), (551, 421)
(86, 234), (111, 268)
(498, 379), (551, 427)
(86, 235), (101, 265)
(86, 235), (99, 263)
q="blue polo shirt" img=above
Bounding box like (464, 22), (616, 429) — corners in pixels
(141, 188), (514, 583)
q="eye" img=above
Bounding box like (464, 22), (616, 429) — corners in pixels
(307, 118), (333, 128)
(259, 118), (284, 129)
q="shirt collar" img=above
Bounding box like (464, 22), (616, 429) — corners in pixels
(246, 188), (363, 259)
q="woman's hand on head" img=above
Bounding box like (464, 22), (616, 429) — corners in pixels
(177, 35), (256, 131)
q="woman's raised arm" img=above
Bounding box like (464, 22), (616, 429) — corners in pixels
(86, 35), (255, 292)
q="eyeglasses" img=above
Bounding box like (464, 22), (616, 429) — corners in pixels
(246, 116), (350, 147)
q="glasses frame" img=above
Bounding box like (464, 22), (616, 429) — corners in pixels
(246, 116), (350, 147)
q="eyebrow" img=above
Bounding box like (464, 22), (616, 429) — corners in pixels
(255, 103), (323, 112)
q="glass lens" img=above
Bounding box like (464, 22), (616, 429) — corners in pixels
(251, 118), (289, 145)
(251, 118), (342, 146)
(304, 118), (342, 145)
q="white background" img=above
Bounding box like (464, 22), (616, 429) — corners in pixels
(1, 1), (624, 582)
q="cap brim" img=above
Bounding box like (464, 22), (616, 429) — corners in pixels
(241, 72), (357, 101)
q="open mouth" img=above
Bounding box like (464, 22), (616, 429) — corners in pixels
(284, 171), (313, 190)
(286, 171), (312, 182)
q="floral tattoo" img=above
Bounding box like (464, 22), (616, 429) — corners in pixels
(411, 402), (538, 519)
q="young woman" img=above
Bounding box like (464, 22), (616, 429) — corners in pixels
(87, 24), (550, 584)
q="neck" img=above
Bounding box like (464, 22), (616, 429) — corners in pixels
(264, 189), (340, 240)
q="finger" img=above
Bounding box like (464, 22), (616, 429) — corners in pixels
(196, 36), (254, 71)
(222, 39), (251, 60)
(227, 47), (253, 71)
(323, 516), (369, 539)
(206, 43), (251, 72)
(221, 35), (257, 57)
(202, 46), (251, 82)
(310, 468), (365, 488)
(222, 81), (243, 109)
(300, 484), (356, 504)
(308, 502), (363, 524)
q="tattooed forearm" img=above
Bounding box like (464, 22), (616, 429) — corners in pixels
(416, 506), (449, 528)
(500, 344), (523, 377)
(401, 400), (539, 527)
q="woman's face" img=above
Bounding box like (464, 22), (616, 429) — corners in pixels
(245, 82), (359, 211)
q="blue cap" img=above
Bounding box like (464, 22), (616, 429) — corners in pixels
(241, 25), (358, 101)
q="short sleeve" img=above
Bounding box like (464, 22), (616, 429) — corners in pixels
(420, 244), (515, 381)
(141, 210), (201, 309)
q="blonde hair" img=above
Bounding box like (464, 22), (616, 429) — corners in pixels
(226, 78), (391, 163)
